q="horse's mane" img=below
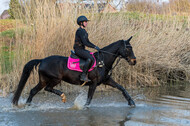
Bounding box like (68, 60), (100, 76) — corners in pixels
(93, 40), (123, 58)
(101, 40), (123, 51)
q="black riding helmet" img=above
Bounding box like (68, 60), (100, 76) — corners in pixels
(77, 16), (90, 25)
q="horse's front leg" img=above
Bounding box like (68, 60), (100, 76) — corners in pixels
(103, 77), (135, 107)
(85, 83), (97, 107)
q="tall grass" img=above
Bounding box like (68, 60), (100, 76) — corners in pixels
(0, 0), (190, 95)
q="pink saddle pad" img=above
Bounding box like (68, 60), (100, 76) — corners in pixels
(67, 52), (96, 72)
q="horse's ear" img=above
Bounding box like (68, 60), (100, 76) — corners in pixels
(127, 36), (133, 42)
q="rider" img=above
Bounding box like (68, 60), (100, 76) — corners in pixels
(74, 15), (100, 82)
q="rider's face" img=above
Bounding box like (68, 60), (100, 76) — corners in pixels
(83, 21), (88, 27)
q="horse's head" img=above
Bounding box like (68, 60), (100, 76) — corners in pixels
(119, 36), (137, 65)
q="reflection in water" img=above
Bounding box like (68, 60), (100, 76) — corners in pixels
(0, 83), (190, 126)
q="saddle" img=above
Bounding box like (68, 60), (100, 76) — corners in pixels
(67, 50), (96, 72)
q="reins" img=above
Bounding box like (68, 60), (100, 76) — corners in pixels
(97, 50), (122, 77)
(98, 50), (118, 56)
(107, 55), (122, 77)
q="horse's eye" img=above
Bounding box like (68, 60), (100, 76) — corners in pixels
(126, 47), (132, 51)
(126, 48), (132, 55)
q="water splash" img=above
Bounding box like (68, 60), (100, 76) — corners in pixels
(71, 90), (87, 110)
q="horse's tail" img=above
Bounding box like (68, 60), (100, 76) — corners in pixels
(12, 59), (42, 106)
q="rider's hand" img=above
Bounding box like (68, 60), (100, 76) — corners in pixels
(95, 46), (100, 51)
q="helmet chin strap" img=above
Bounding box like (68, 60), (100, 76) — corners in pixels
(81, 22), (85, 28)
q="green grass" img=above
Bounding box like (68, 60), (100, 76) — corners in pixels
(0, 29), (15, 74)
(0, 23), (26, 74)
(0, 46), (14, 74)
(0, 29), (15, 38)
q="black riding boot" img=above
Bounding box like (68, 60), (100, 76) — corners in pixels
(80, 59), (92, 82)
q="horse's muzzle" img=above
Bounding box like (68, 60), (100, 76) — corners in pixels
(129, 59), (137, 65)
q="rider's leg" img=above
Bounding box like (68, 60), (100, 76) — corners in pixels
(80, 58), (92, 81)
(75, 49), (94, 82)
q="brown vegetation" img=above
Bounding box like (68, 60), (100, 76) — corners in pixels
(0, 20), (15, 32)
(127, 0), (190, 15)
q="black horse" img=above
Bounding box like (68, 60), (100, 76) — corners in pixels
(12, 36), (137, 107)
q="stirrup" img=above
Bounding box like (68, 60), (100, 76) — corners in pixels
(80, 77), (91, 82)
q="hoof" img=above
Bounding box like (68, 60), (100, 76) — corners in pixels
(128, 99), (136, 107)
(25, 102), (31, 106)
(84, 104), (90, 110)
(61, 93), (66, 103)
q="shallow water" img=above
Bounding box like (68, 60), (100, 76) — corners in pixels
(1, 83), (190, 126)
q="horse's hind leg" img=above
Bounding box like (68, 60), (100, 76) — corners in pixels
(26, 82), (45, 105)
(44, 80), (66, 102)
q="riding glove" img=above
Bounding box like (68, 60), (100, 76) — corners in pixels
(95, 46), (100, 51)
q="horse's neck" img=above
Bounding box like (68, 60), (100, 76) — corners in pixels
(101, 41), (120, 69)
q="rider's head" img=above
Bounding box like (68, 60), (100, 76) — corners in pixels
(77, 15), (89, 27)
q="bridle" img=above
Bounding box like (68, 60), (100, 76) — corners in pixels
(124, 40), (132, 49)
(123, 40), (133, 62)
(97, 40), (132, 77)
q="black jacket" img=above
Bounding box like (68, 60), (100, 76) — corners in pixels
(74, 27), (96, 50)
